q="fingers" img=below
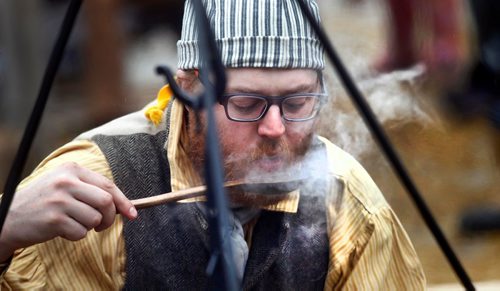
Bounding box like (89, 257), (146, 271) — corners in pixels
(57, 215), (89, 241)
(72, 164), (137, 221)
(64, 198), (104, 230)
(67, 182), (117, 231)
(54, 163), (137, 233)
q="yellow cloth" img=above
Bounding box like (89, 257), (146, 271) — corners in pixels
(0, 98), (425, 290)
(145, 84), (173, 125)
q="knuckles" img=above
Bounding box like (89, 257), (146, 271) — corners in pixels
(51, 173), (78, 191)
(45, 192), (70, 209)
(96, 193), (114, 209)
(59, 161), (81, 172)
(46, 212), (67, 228)
(100, 179), (116, 193)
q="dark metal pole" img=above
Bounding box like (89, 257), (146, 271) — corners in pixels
(191, 0), (239, 287)
(157, 0), (239, 289)
(0, 0), (83, 235)
(296, 0), (475, 290)
(202, 78), (240, 290)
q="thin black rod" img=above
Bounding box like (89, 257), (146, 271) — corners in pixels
(0, 0), (83, 235)
(191, 0), (239, 289)
(296, 1), (475, 290)
(203, 79), (240, 290)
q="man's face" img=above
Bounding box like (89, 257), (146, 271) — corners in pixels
(186, 68), (322, 182)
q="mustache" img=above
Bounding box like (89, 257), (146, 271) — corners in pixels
(223, 138), (291, 181)
(249, 138), (291, 162)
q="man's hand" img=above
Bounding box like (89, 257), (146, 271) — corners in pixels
(0, 162), (137, 262)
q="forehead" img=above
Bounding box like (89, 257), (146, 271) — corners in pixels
(225, 68), (319, 94)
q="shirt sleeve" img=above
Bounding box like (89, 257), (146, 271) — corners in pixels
(341, 207), (426, 290)
(0, 140), (126, 290)
(319, 136), (425, 290)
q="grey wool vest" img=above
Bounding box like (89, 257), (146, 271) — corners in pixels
(92, 131), (329, 290)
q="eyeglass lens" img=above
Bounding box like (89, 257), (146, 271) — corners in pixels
(227, 95), (319, 121)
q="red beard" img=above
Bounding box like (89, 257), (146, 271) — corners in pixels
(187, 115), (313, 183)
(222, 136), (312, 182)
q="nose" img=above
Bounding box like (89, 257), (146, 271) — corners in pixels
(257, 105), (285, 138)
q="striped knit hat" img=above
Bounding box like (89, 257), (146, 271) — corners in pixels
(177, 0), (324, 70)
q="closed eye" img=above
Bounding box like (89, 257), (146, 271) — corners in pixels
(228, 96), (267, 116)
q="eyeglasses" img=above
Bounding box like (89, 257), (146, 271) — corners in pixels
(218, 92), (327, 122)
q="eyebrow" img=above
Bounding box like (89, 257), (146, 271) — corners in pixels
(226, 79), (321, 95)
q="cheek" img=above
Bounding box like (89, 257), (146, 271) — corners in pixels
(284, 120), (316, 142)
(215, 106), (256, 151)
(219, 123), (255, 150)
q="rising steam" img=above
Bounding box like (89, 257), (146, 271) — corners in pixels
(318, 63), (434, 160)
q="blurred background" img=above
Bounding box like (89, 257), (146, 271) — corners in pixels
(1, 0), (499, 288)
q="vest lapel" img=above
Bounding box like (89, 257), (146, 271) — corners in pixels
(242, 211), (290, 289)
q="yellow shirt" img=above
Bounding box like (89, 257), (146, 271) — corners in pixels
(0, 98), (425, 290)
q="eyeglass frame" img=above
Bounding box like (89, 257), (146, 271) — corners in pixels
(218, 92), (328, 122)
(217, 71), (328, 122)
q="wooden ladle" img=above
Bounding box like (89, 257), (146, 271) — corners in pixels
(131, 179), (303, 209)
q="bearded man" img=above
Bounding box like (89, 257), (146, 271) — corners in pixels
(0, 0), (425, 289)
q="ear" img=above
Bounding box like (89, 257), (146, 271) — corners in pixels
(176, 69), (202, 93)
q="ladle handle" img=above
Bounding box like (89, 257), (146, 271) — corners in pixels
(131, 186), (207, 209)
(131, 181), (244, 209)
